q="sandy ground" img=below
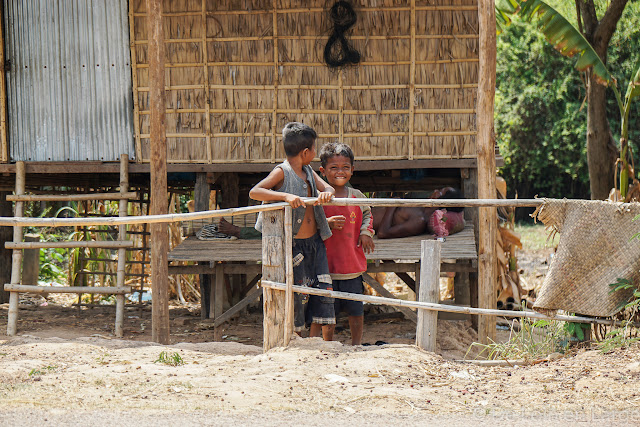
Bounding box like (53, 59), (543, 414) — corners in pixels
(1, 299), (640, 426)
(1, 247), (639, 425)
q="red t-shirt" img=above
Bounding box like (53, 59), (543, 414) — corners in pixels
(323, 190), (373, 276)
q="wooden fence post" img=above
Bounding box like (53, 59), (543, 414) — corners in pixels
(477, 0), (497, 344)
(262, 209), (287, 351)
(416, 240), (441, 352)
(147, 0), (170, 344)
(7, 161), (25, 335)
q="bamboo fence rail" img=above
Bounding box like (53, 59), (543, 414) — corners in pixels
(0, 198), (544, 227)
(260, 281), (625, 327)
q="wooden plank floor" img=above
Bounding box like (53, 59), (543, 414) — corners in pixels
(169, 225), (476, 263)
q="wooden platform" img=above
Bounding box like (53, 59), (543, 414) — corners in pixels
(168, 225), (477, 327)
(168, 224), (477, 264)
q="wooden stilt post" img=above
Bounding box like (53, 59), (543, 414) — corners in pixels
(284, 206), (294, 346)
(194, 172), (211, 319)
(477, 0), (498, 344)
(7, 161), (25, 335)
(147, 0), (170, 344)
(0, 191), (11, 304)
(213, 262), (224, 341)
(115, 154), (129, 338)
(416, 240), (441, 352)
(262, 209), (287, 351)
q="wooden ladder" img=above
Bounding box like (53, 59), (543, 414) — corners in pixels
(4, 155), (135, 337)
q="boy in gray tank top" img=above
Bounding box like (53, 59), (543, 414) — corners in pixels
(250, 122), (336, 340)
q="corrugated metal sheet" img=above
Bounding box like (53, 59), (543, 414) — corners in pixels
(4, 0), (134, 162)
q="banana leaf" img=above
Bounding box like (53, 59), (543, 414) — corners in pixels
(498, 0), (615, 89)
(625, 57), (640, 103)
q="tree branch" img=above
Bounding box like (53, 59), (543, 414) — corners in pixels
(577, 0), (598, 37)
(593, 0), (629, 52)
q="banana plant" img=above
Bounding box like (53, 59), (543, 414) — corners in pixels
(496, 0), (640, 197)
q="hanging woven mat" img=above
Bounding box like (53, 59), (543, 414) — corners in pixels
(532, 198), (640, 317)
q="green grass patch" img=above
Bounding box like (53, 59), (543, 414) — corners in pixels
(28, 365), (58, 377)
(154, 351), (185, 367)
(514, 223), (559, 251)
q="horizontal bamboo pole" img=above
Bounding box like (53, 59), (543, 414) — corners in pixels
(138, 83), (478, 91)
(6, 192), (138, 202)
(260, 281), (623, 327)
(4, 284), (131, 294)
(138, 108), (473, 115)
(135, 59), (475, 68)
(133, 34), (480, 44)
(0, 198), (544, 227)
(76, 271), (149, 277)
(131, 6), (476, 17)
(6, 241), (134, 249)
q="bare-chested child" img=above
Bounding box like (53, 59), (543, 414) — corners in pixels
(372, 187), (465, 239)
(250, 122), (336, 340)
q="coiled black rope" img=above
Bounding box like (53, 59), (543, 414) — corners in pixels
(324, 1), (361, 68)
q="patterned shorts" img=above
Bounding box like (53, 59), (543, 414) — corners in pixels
(292, 234), (335, 329)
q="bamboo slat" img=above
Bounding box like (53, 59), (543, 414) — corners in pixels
(4, 284), (131, 294)
(6, 192), (138, 202)
(6, 241), (134, 249)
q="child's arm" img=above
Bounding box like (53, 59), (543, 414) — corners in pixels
(249, 168), (306, 208)
(352, 188), (375, 253)
(312, 170), (335, 204)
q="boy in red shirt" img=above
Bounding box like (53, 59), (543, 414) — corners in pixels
(319, 142), (374, 345)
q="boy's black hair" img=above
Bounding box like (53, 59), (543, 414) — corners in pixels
(319, 141), (355, 167)
(282, 122), (317, 157)
(440, 188), (465, 212)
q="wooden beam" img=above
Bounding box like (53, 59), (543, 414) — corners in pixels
(262, 209), (287, 351)
(168, 264), (262, 275)
(213, 285), (262, 327)
(148, 0), (170, 345)
(416, 240), (440, 352)
(0, 158), (494, 174)
(476, 0), (498, 344)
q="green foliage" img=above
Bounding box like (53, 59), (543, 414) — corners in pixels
(496, 18), (590, 201)
(496, 2), (640, 204)
(563, 321), (590, 341)
(468, 317), (569, 361)
(154, 351), (185, 367)
(598, 278), (640, 353)
(518, 0), (615, 90)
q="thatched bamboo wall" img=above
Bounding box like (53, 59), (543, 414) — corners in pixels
(130, 0), (478, 164)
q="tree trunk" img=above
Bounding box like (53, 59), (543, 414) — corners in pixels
(578, 0), (628, 199)
(586, 80), (617, 199)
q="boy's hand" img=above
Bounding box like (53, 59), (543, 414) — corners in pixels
(284, 194), (306, 208)
(327, 215), (346, 230)
(315, 191), (333, 204)
(358, 235), (375, 254)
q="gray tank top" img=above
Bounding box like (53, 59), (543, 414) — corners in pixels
(255, 161), (332, 240)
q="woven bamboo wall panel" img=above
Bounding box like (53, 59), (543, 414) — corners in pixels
(130, 0), (479, 163)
